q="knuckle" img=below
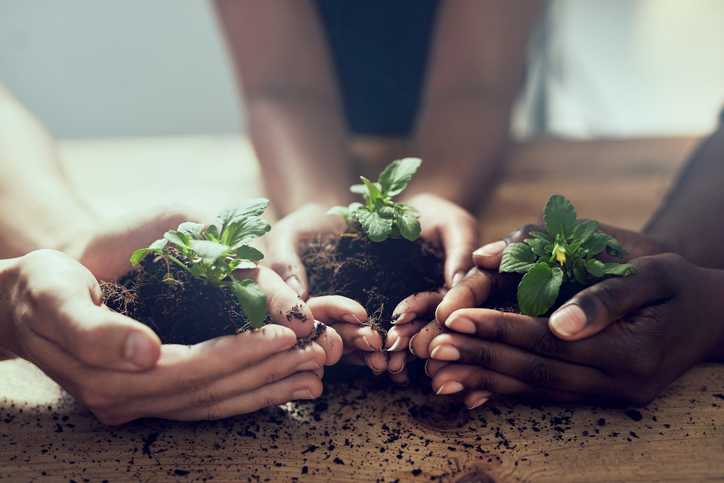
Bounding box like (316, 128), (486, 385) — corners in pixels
(522, 361), (557, 388)
(176, 368), (208, 394)
(195, 386), (228, 407)
(532, 330), (565, 359)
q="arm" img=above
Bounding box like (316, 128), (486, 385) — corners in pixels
(644, 126), (724, 268)
(0, 81), (95, 259)
(214, 0), (356, 217)
(406, 0), (543, 212)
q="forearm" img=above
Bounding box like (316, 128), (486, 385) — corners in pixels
(246, 93), (356, 217)
(407, 94), (512, 211)
(644, 127), (724, 268)
(407, 0), (542, 212)
(0, 85), (95, 258)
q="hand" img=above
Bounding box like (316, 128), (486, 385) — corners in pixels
(68, 207), (206, 281)
(0, 250), (342, 424)
(405, 193), (479, 288)
(262, 203), (347, 299)
(424, 254), (724, 408)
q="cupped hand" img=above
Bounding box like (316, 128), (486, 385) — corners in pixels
(262, 203), (347, 298)
(404, 193), (479, 288)
(1, 250), (341, 424)
(425, 254), (724, 408)
(69, 207), (205, 281)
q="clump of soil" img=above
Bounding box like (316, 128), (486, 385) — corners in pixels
(300, 231), (445, 342)
(102, 248), (326, 346)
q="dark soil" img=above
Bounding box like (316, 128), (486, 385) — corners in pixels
(300, 231), (445, 342)
(102, 248), (325, 346)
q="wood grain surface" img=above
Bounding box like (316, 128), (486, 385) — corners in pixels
(3, 135), (721, 483)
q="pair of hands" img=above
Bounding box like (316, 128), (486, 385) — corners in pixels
(0, 209), (346, 425)
(409, 224), (724, 409)
(262, 193), (479, 384)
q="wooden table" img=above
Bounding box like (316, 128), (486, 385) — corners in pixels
(3, 135), (722, 482)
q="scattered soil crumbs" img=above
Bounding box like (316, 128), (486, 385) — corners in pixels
(101, 247), (266, 345)
(2, 363), (722, 481)
(300, 232), (444, 341)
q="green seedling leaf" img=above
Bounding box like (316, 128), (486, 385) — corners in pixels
(605, 238), (629, 259)
(215, 198), (269, 233)
(603, 262), (636, 276)
(529, 231), (554, 244)
(544, 194), (578, 241)
(235, 245), (264, 262)
(378, 157), (422, 197)
(393, 202), (418, 213)
(398, 212), (421, 241)
(327, 206), (349, 219)
(585, 258), (606, 278)
(230, 259), (258, 270)
(573, 267), (589, 285)
(581, 232), (609, 257)
(130, 238), (168, 265)
(361, 177), (384, 206)
(190, 240), (230, 263)
(164, 230), (192, 250)
(205, 224), (220, 241)
(177, 222), (205, 240)
(524, 238), (549, 258)
(572, 220), (598, 244)
(500, 243), (537, 273)
(223, 217), (271, 250)
(517, 262), (563, 317)
(230, 278), (268, 329)
(355, 206), (393, 242)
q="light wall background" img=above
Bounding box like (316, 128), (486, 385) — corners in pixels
(2, 0), (724, 140)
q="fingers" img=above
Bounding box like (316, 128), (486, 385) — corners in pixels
(548, 257), (661, 340)
(14, 250), (161, 371)
(391, 290), (444, 327)
(385, 318), (427, 351)
(264, 203), (346, 298)
(309, 323), (344, 366)
(238, 266), (315, 338)
(307, 295), (367, 326)
(472, 223), (545, 271)
(434, 267), (514, 325)
(410, 193), (478, 288)
(409, 320), (446, 359)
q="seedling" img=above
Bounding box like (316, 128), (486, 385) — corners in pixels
(130, 199), (271, 328)
(499, 194), (635, 317)
(328, 157), (422, 242)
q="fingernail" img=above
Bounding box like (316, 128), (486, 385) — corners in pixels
(550, 304), (587, 337)
(436, 381), (464, 395)
(295, 359), (321, 372)
(285, 276), (305, 297)
(343, 313), (364, 324)
(388, 358), (406, 374)
(468, 397), (489, 410)
(408, 333), (419, 357)
(124, 333), (155, 368)
(445, 316), (476, 334)
(292, 388), (314, 400)
(372, 369), (385, 376)
(386, 337), (405, 352)
(424, 359), (432, 378)
(430, 345), (460, 361)
(452, 271), (465, 287)
(362, 335), (380, 351)
(473, 240), (506, 257)
(391, 312), (417, 325)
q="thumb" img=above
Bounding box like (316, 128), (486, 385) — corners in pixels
(549, 263), (649, 341)
(266, 233), (309, 299)
(37, 301), (162, 371)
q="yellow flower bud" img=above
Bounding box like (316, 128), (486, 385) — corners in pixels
(554, 244), (566, 266)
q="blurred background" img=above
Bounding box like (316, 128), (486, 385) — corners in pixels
(1, 0), (724, 140)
